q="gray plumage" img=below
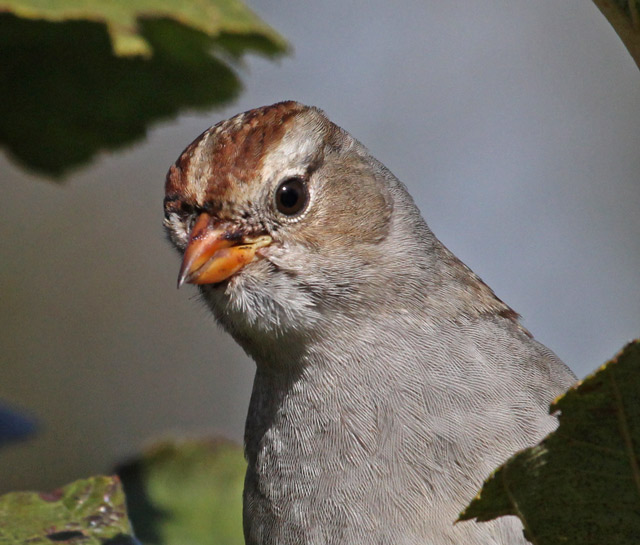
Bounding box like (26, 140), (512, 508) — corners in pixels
(164, 101), (576, 544)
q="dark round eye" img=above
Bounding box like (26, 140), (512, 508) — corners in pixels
(275, 176), (308, 216)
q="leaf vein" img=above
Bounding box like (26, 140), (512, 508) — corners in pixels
(610, 372), (640, 498)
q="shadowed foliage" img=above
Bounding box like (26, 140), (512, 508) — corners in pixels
(460, 339), (640, 545)
(592, 0), (640, 70)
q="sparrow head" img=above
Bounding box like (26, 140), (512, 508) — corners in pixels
(164, 101), (516, 349)
(163, 101), (402, 340)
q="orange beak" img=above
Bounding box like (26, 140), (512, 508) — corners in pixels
(177, 212), (272, 288)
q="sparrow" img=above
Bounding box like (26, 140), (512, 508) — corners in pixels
(164, 101), (576, 544)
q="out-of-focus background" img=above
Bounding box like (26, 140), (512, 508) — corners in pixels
(1, 0), (638, 494)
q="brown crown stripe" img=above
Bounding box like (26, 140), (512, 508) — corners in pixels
(165, 101), (308, 208)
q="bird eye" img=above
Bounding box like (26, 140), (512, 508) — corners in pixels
(275, 176), (308, 216)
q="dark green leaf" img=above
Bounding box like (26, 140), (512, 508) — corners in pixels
(459, 339), (640, 545)
(0, 2), (287, 177)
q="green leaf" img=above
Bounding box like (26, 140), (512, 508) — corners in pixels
(593, 0), (640, 70)
(0, 475), (137, 545)
(0, 2), (287, 177)
(459, 339), (640, 545)
(118, 438), (246, 545)
(0, 0), (286, 57)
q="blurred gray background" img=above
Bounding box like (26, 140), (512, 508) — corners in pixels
(1, 0), (639, 493)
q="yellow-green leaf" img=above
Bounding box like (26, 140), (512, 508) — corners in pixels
(118, 438), (246, 545)
(0, 475), (137, 545)
(0, 0), (286, 57)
